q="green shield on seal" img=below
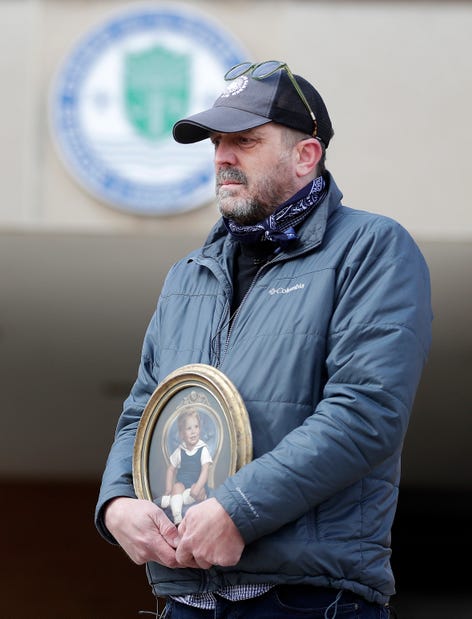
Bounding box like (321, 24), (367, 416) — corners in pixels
(124, 47), (190, 141)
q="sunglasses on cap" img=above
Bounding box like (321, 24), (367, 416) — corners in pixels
(224, 60), (318, 139)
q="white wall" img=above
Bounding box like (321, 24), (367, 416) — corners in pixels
(0, 0), (471, 240)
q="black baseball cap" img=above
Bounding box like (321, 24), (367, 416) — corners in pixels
(173, 64), (334, 147)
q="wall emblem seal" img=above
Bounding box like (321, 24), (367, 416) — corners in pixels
(49, 4), (247, 215)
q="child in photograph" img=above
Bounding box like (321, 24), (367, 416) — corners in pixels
(160, 408), (213, 525)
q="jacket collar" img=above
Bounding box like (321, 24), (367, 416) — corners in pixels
(201, 172), (343, 259)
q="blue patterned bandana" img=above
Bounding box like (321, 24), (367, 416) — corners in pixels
(223, 175), (326, 249)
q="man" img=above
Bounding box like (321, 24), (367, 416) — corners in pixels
(96, 61), (432, 618)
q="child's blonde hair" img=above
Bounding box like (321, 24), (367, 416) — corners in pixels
(177, 407), (200, 438)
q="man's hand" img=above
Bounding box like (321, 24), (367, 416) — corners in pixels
(175, 498), (245, 569)
(104, 497), (180, 567)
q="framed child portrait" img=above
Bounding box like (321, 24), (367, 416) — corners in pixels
(133, 363), (252, 524)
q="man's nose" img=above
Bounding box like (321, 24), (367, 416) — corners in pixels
(214, 141), (237, 166)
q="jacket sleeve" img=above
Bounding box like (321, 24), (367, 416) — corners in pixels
(94, 309), (160, 543)
(214, 217), (433, 544)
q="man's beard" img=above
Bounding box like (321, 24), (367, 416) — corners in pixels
(215, 168), (288, 225)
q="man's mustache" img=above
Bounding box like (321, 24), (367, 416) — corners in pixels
(216, 168), (247, 186)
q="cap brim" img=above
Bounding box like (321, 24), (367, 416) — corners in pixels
(173, 107), (271, 144)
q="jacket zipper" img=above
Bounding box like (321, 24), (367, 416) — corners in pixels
(211, 237), (320, 367)
(218, 253), (280, 366)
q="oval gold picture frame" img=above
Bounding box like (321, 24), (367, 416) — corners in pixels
(133, 364), (252, 507)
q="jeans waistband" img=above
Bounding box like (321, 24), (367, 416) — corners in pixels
(273, 584), (363, 605)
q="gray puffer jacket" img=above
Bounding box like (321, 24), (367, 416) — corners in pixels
(95, 173), (432, 605)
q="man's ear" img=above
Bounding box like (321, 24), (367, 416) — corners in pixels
(295, 139), (322, 177)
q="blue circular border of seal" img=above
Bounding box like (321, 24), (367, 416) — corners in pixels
(49, 4), (248, 216)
